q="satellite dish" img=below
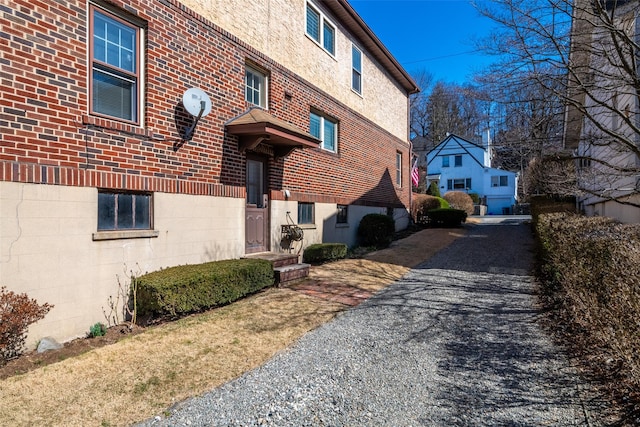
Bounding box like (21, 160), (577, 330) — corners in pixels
(181, 88), (212, 141)
(182, 88), (212, 117)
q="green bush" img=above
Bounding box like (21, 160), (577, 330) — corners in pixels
(425, 208), (467, 227)
(468, 193), (480, 204)
(0, 287), (52, 365)
(427, 181), (441, 197)
(357, 213), (395, 248)
(444, 191), (474, 216)
(135, 259), (273, 319)
(89, 322), (107, 338)
(303, 243), (348, 263)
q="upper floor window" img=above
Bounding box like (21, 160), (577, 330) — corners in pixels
(98, 191), (152, 231)
(454, 155), (463, 167)
(491, 175), (509, 187)
(310, 111), (337, 152)
(442, 156), (450, 167)
(90, 6), (141, 124)
(352, 45), (362, 94)
(245, 65), (267, 108)
(306, 2), (335, 55)
(396, 152), (403, 186)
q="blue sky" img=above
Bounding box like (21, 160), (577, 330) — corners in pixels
(349, 0), (497, 85)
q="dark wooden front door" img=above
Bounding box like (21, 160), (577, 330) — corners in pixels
(245, 158), (268, 254)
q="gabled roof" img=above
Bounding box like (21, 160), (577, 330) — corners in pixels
(226, 108), (320, 157)
(426, 133), (486, 168)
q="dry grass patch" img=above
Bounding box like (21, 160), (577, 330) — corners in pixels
(0, 288), (343, 427)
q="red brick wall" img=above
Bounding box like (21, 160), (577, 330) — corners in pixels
(0, 0), (410, 208)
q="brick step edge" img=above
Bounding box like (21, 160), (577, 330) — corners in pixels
(274, 263), (310, 284)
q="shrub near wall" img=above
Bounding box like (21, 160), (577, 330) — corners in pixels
(302, 243), (348, 263)
(357, 213), (395, 248)
(536, 212), (640, 398)
(135, 259), (273, 319)
(411, 194), (449, 224)
(443, 191), (474, 216)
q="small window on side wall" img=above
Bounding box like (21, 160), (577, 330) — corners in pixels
(310, 111), (338, 152)
(352, 45), (362, 94)
(336, 204), (348, 224)
(298, 202), (315, 225)
(98, 191), (152, 231)
(90, 5), (142, 124)
(396, 152), (402, 186)
(245, 65), (267, 108)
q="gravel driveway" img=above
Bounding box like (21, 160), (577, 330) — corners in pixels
(139, 221), (606, 426)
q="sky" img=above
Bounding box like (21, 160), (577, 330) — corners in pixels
(349, 0), (498, 86)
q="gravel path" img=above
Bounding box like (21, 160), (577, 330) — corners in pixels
(139, 222), (605, 426)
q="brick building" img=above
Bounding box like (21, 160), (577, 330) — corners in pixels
(0, 0), (418, 344)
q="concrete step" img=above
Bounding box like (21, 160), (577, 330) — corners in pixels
(274, 263), (310, 284)
(243, 252), (300, 268)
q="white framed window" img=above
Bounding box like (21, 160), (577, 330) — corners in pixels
(442, 156), (450, 167)
(245, 65), (267, 108)
(306, 1), (335, 56)
(454, 155), (463, 167)
(98, 190), (152, 231)
(90, 5), (143, 124)
(447, 178), (472, 190)
(352, 44), (362, 94)
(396, 152), (402, 186)
(310, 111), (337, 152)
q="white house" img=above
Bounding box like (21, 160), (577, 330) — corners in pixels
(564, 0), (640, 223)
(426, 134), (519, 215)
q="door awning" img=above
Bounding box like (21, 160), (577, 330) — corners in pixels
(226, 108), (321, 157)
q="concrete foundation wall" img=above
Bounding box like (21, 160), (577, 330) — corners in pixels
(1, 182), (244, 346)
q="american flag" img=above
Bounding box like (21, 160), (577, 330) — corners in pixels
(411, 158), (419, 187)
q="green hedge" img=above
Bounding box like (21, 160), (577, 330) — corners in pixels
(302, 243), (348, 263)
(135, 259), (273, 319)
(425, 208), (467, 227)
(357, 213), (395, 248)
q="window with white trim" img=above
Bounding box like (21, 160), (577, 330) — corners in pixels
(310, 111), (337, 152)
(454, 155), (463, 167)
(396, 152), (402, 186)
(245, 65), (267, 108)
(442, 156), (450, 167)
(306, 2), (335, 55)
(447, 178), (472, 190)
(98, 191), (152, 230)
(352, 44), (362, 94)
(90, 5), (142, 124)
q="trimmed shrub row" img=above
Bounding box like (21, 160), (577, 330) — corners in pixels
(425, 208), (467, 227)
(536, 212), (640, 394)
(135, 259), (274, 319)
(411, 194), (449, 224)
(303, 243), (348, 263)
